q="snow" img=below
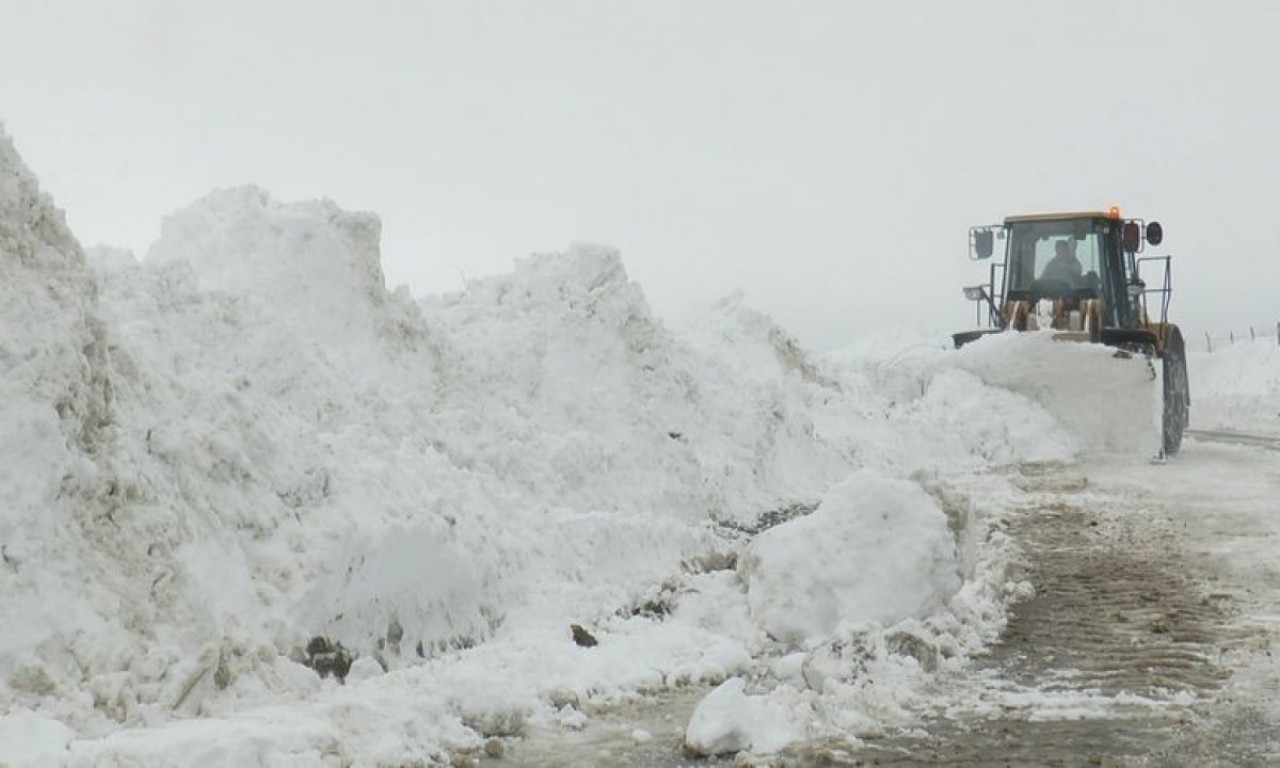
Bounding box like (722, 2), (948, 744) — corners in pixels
(1187, 339), (1280, 435)
(0, 124), (1190, 763)
(949, 330), (1162, 456)
(0, 709), (76, 766)
(683, 677), (808, 756)
(145, 185), (396, 381)
(740, 470), (960, 646)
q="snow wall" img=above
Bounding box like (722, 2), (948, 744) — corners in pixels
(1, 126), (1091, 764)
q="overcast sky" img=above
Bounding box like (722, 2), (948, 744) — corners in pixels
(3, 0), (1278, 350)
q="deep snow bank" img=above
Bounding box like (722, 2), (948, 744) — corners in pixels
(0, 144), (879, 760)
(1188, 340), (1280, 435)
(0, 127), (1085, 764)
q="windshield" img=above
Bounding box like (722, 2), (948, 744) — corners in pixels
(1006, 220), (1104, 295)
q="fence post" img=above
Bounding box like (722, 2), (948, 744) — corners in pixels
(1206, 331), (1213, 353)
(1251, 326), (1256, 341)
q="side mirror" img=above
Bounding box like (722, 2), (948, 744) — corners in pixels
(963, 286), (987, 301)
(1146, 221), (1163, 246)
(970, 227), (995, 260)
(1122, 221), (1141, 253)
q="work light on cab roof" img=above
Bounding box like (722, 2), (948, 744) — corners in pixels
(954, 207), (1188, 457)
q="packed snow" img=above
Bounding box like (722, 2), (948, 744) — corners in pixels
(1, 123), (1265, 765)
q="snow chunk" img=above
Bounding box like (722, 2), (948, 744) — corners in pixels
(683, 677), (805, 756)
(740, 470), (960, 645)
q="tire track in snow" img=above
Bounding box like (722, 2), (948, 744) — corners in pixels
(988, 497), (1236, 697)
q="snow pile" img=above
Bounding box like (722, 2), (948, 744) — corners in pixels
(684, 677), (808, 756)
(948, 331), (1162, 456)
(740, 471), (960, 646)
(85, 209), (724, 678)
(0, 126), (1082, 764)
(1188, 340), (1280, 435)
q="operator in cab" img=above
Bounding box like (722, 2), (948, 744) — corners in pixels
(1040, 239), (1083, 286)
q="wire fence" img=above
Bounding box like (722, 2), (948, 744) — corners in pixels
(1202, 322), (1280, 353)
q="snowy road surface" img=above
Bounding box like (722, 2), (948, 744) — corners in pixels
(497, 440), (1280, 766)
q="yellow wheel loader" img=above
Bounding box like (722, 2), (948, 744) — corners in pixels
(954, 208), (1189, 456)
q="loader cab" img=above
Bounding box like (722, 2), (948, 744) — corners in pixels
(1002, 213), (1141, 329)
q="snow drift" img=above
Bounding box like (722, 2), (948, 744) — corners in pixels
(1188, 339), (1280, 435)
(0, 125), (1085, 764)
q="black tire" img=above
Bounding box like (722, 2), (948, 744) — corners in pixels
(1162, 326), (1189, 456)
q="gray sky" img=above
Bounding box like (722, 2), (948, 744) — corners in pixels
(3, 0), (1279, 350)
